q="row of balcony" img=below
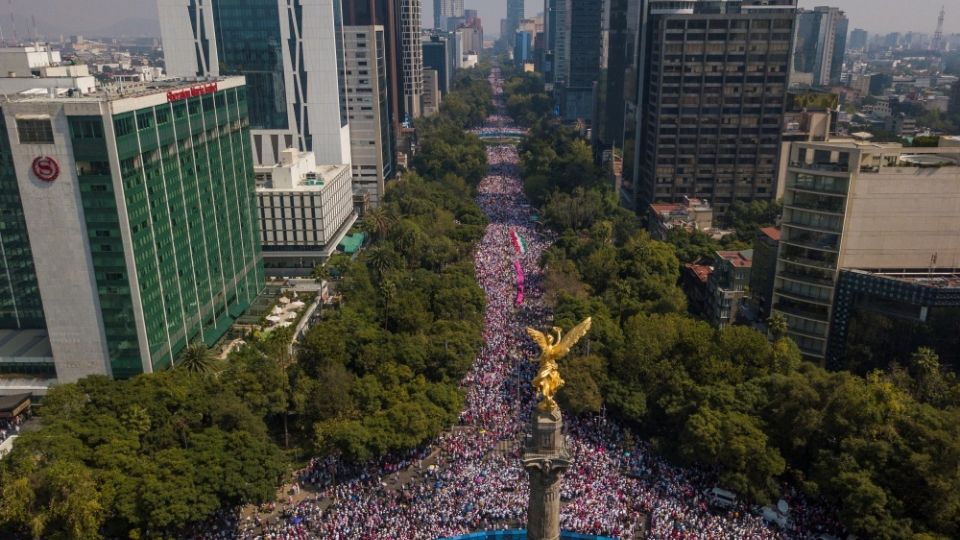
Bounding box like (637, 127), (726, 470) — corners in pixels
(788, 161), (849, 173)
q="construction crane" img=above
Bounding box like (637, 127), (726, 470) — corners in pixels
(932, 5), (945, 52)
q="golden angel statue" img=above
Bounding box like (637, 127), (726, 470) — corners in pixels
(525, 317), (592, 413)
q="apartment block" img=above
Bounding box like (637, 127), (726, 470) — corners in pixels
(773, 139), (960, 360)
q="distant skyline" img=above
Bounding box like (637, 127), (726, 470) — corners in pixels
(0, 0), (956, 40)
(467, 1), (958, 38)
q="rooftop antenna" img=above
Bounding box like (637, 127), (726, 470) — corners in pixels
(8, 0), (16, 45)
(932, 6), (945, 52)
(30, 14), (37, 41)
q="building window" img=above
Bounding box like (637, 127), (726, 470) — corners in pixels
(114, 116), (135, 137)
(136, 111), (153, 130)
(16, 118), (54, 144)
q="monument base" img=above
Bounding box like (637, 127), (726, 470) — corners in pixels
(522, 409), (571, 540)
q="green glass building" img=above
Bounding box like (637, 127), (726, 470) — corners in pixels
(0, 77), (264, 383)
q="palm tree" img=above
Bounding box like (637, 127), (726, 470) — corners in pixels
(379, 278), (397, 331)
(366, 246), (398, 278)
(767, 313), (789, 341)
(394, 223), (422, 266)
(176, 341), (216, 375)
(363, 207), (394, 240)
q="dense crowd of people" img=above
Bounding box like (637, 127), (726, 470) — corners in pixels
(193, 67), (846, 540)
(0, 410), (26, 446)
(472, 116), (527, 139)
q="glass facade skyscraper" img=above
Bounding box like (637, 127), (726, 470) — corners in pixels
(211, 0), (289, 131)
(160, 0), (353, 167)
(0, 115), (45, 331)
(505, 0), (525, 41)
(0, 77), (264, 382)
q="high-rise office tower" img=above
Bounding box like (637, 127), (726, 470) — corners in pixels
(398, 0), (424, 120)
(629, 0), (797, 214)
(824, 8), (848, 86)
(950, 80), (960, 118)
(848, 28), (868, 51)
(515, 30), (535, 66)
(344, 25), (394, 206)
(558, 0), (603, 122)
(341, 0), (403, 147)
(0, 78), (263, 386)
(596, 0), (643, 207)
(544, 0), (571, 86)
(158, 0), (352, 167)
(464, 10), (485, 50)
(505, 0), (525, 40)
(883, 32), (901, 49)
(423, 32), (455, 95)
(435, 0), (464, 29)
(422, 68), (441, 116)
(792, 7), (848, 87)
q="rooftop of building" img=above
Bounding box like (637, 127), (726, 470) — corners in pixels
(846, 269), (960, 289)
(2, 76), (244, 104)
(797, 137), (960, 154)
(256, 149), (349, 192)
(650, 197), (712, 216)
(0, 44), (57, 53)
(760, 227), (781, 242)
(685, 263), (713, 284)
(717, 249), (754, 268)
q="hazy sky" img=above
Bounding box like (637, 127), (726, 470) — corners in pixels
(2, 0), (958, 39)
(469, 0), (958, 37)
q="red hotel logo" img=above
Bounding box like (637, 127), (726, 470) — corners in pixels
(31, 156), (60, 182)
(166, 82), (219, 103)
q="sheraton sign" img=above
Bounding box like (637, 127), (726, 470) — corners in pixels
(31, 156), (60, 182)
(166, 82), (219, 103)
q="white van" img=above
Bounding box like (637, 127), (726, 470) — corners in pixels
(704, 487), (737, 510)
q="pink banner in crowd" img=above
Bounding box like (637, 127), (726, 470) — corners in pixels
(514, 260), (525, 306)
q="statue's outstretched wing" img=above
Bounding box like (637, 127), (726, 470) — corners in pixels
(526, 327), (549, 354)
(553, 317), (592, 358)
